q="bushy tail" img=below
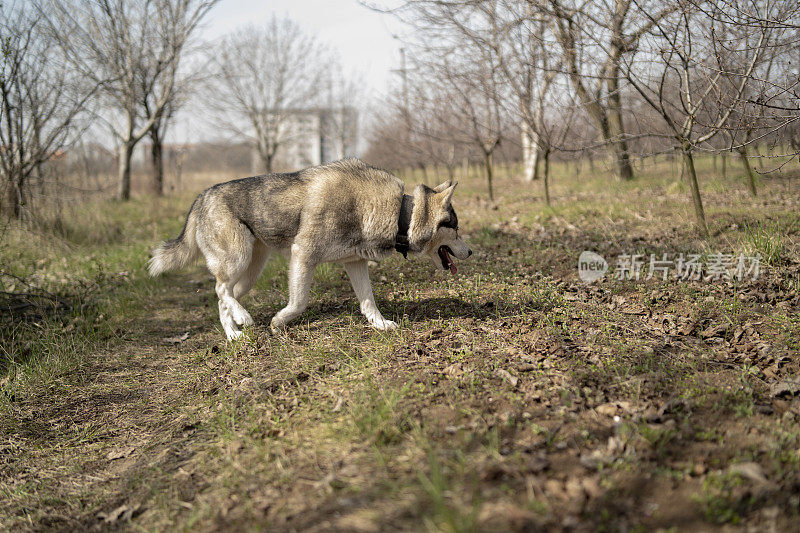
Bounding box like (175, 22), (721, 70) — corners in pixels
(147, 197), (201, 277)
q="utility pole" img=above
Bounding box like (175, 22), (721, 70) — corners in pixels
(390, 46), (410, 124)
(400, 47), (409, 115)
(391, 43), (414, 177)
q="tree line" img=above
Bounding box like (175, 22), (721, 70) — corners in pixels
(364, 0), (800, 235)
(0, 0), (360, 220)
(3, 0), (799, 235)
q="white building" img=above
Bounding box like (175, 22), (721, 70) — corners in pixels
(257, 107), (359, 172)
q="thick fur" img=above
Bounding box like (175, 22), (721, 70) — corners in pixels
(148, 197), (201, 276)
(148, 158), (471, 340)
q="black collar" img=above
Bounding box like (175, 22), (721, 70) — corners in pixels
(395, 194), (414, 258)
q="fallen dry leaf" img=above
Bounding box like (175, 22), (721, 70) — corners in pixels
(162, 332), (189, 344)
(99, 503), (140, 523)
(771, 378), (800, 398)
(442, 363), (463, 378)
(106, 446), (135, 461)
(495, 368), (519, 387)
(727, 462), (768, 484)
(332, 396), (344, 412)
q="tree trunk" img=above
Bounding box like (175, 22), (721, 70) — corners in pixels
(118, 142), (134, 200)
(606, 68), (634, 181)
(484, 151), (494, 201)
(682, 146), (709, 237)
(1, 179), (22, 219)
(150, 124), (164, 196)
(257, 139), (276, 174)
(721, 152), (727, 179)
(738, 147), (757, 197)
(608, 137), (634, 180)
(522, 125), (539, 182)
(543, 148), (551, 206)
(251, 146), (261, 174)
(566, 39), (633, 181)
(175, 149), (184, 192)
(597, 113), (634, 180)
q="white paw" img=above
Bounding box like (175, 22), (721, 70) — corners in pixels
(270, 318), (286, 335)
(226, 328), (244, 341)
(371, 319), (398, 331)
(232, 309), (254, 327)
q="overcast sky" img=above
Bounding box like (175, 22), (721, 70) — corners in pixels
(203, 0), (401, 86)
(172, 0), (402, 143)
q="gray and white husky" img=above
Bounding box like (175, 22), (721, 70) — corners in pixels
(148, 159), (472, 340)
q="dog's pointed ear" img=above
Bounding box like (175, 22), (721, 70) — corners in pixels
(439, 182), (457, 207)
(433, 180), (452, 193)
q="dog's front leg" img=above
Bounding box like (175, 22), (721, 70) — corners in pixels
(271, 244), (315, 333)
(344, 259), (398, 331)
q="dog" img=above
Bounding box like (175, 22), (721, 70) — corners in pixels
(147, 158), (472, 340)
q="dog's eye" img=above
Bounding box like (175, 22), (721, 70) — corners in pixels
(438, 208), (458, 231)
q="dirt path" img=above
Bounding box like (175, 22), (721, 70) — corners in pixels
(2, 273), (219, 530)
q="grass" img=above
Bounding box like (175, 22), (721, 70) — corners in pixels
(695, 471), (750, 525)
(1, 154), (799, 531)
(742, 219), (786, 266)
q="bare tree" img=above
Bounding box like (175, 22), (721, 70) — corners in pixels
(708, 0), (800, 191)
(394, 1), (558, 184)
(440, 52), (504, 200)
(0, 3), (97, 219)
(508, 8), (558, 183)
(144, 100), (173, 196)
(621, 0), (790, 235)
(205, 16), (326, 173)
(322, 64), (362, 160)
(41, 0), (216, 200)
(407, 81), (472, 181)
(478, 1), (566, 187)
(410, 29), (506, 198)
(369, 2), (509, 198)
(372, 0), (657, 188)
(527, 0), (677, 180)
(141, 2), (217, 197)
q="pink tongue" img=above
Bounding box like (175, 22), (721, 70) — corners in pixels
(442, 248), (457, 275)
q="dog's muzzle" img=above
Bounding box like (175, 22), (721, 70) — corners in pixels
(438, 245), (457, 274)
(438, 244), (472, 275)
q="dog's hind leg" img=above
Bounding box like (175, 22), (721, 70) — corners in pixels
(343, 259), (398, 331)
(234, 240), (270, 300)
(198, 218), (255, 340)
(270, 244), (315, 333)
(217, 299), (239, 340)
(216, 263), (255, 333)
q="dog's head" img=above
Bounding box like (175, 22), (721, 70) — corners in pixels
(409, 181), (472, 274)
